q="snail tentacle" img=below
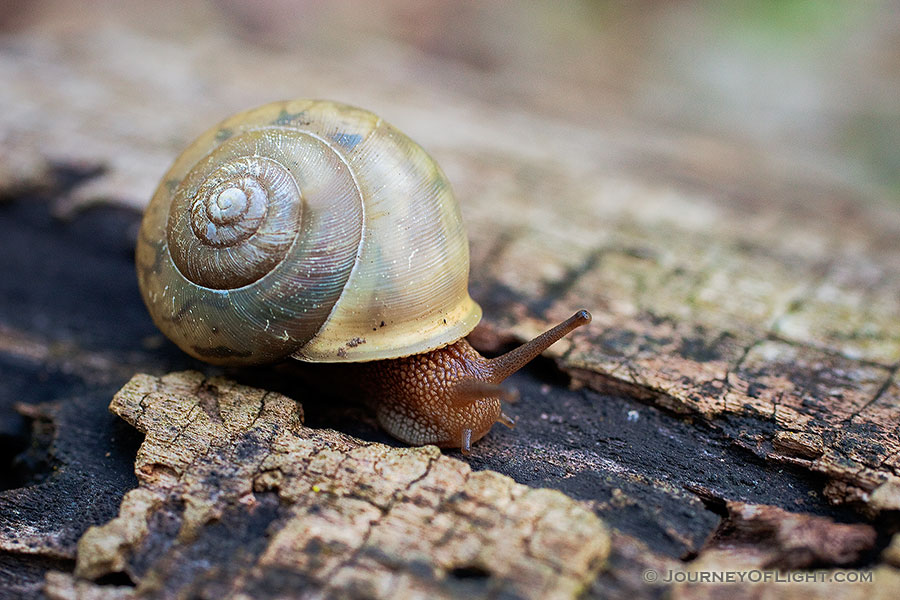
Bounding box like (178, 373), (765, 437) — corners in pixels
(481, 310), (593, 383)
(366, 311), (592, 450)
(460, 429), (473, 456)
(447, 380), (518, 408)
(497, 411), (517, 429)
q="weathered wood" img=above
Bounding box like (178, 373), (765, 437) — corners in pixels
(30, 372), (900, 600)
(64, 372), (609, 599)
(2, 1), (900, 598)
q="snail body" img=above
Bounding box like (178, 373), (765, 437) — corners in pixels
(137, 99), (590, 453)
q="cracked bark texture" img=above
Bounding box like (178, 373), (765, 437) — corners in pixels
(2, 1), (900, 598)
(60, 372), (609, 599)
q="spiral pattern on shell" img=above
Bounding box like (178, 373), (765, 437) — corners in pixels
(136, 100), (481, 365)
(170, 156), (301, 289)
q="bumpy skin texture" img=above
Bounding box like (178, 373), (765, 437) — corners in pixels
(354, 310), (591, 452)
(361, 340), (501, 448)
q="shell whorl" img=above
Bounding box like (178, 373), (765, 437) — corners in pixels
(170, 155), (301, 289)
(137, 100), (481, 366)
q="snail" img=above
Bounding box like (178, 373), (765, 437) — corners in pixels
(136, 99), (591, 454)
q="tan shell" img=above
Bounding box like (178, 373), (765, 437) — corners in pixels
(136, 100), (481, 365)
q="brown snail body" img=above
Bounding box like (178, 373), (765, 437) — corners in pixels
(137, 99), (590, 453)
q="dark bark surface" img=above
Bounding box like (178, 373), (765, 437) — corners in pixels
(1, 163), (896, 600)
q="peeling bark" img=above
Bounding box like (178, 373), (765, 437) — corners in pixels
(65, 372), (610, 599)
(708, 502), (877, 569)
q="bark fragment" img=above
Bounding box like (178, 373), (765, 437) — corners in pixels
(69, 372), (610, 599)
(708, 501), (877, 569)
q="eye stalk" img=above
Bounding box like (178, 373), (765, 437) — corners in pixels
(362, 311), (592, 454)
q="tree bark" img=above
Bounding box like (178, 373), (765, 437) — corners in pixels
(1, 2), (899, 598)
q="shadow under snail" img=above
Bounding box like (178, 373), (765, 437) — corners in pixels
(136, 99), (591, 454)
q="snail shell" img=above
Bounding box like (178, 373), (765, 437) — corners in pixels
(136, 100), (481, 365)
